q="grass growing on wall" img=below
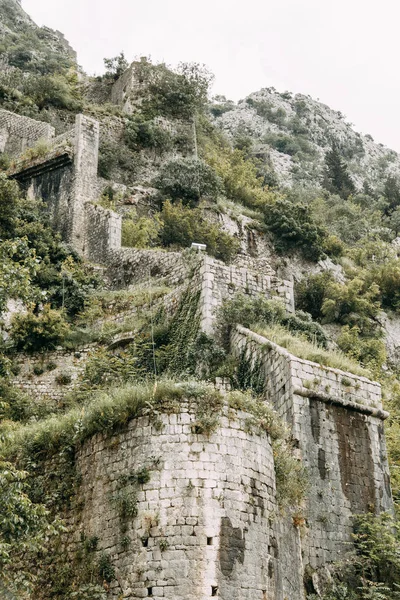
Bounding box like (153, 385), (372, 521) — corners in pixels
(1, 379), (307, 509)
(253, 324), (370, 377)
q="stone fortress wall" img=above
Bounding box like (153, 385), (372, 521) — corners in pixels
(231, 326), (393, 571)
(0, 104), (395, 599)
(73, 402), (302, 600)
(0, 109), (54, 156)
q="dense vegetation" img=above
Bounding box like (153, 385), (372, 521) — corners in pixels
(2, 4), (400, 597)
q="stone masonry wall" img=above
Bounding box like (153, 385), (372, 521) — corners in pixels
(196, 255), (294, 335)
(85, 203), (122, 263)
(11, 346), (95, 402)
(231, 326), (393, 574)
(106, 248), (191, 289)
(8, 113), (100, 253)
(70, 114), (100, 253)
(0, 109), (55, 156)
(73, 402), (303, 600)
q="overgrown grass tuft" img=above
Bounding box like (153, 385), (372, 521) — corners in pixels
(1, 379), (307, 510)
(79, 283), (171, 325)
(253, 324), (370, 377)
(0, 381), (216, 461)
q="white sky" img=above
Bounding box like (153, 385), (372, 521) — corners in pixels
(22, 0), (400, 151)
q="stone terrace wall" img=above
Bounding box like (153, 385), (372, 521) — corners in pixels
(231, 326), (393, 573)
(85, 203), (122, 263)
(11, 346), (95, 402)
(73, 402), (303, 600)
(106, 248), (191, 289)
(0, 109), (55, 156)
(197, 255), (294, 334)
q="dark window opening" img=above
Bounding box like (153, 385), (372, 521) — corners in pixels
(211, 586), (218, 596)
(207, 537), (213, 546)
(142, 537), (149, 547)
(147, 587), (153, 596)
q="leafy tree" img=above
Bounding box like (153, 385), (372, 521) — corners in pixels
(204, 142), (278, 208)
(386, 206), (400, 236)
(124, 116), (173, 153)
(296, 272), (335, 321)
(0, 239), (39, 314)
(337, 325), (386, 370)
(0, 461), (61, 597)
(366, 260), (400, 312)
(322, 146), (356, 199)
(322, 276), (381, 335)
(24, 73), (82, 111)
(383, 176), (400, 215)
(103, 52), (129, 81)
(136, 60), (213, 120)
(264, 199), (327, 261)
(159, 200), (239, 262)
(121, 210), (161, 248)
(0, 175), (20, 237)
(154, 157), (222, 206)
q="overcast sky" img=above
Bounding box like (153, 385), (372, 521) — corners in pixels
(22, 0), (400, 151)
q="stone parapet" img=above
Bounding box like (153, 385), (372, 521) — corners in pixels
(0, 108), (55, 156)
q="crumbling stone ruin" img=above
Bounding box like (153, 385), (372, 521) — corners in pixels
(0, 106), (394, 600)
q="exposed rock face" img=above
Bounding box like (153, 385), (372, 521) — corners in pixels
(213, 88), (400, 190)
(0, 0), (77, 63)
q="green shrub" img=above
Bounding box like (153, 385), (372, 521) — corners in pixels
(159, 200), (239, 262)
(121, 210), (161, 248)
(204, 143), (278, 209)
(55, 372), (72, 386)
(219, 293), (328, 347)
(254, 324), (369, 376)
(263, 132), (315, 156)
(367, 261), (400, 312)
(48, 256), (102, 318)
(246, 98), (287, 126)
(24, 74), (82, 111)
(97, 139), (139, 183)
(219, 293), (286, 331)
(97, 553), (115, 583)
(322, 277), (381, 334)
(264, 199), (327, 261)
(154, 157), (222, 205)
(314, 514), (400, 599)
(10, 305), (69, 353)
(337, 326), (386, 371)
(296, 272), (335, 321)
(124, 116), (173, 153)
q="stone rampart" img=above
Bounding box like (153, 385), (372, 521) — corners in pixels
(85, 203), (122, 263)
(0, 109), (55, 156)
(231, 326), (393, 572)
(74, 402), (302, 600)
(106, 248), (190, 289)
(8, 113), (100, 254)
(196, 255), (294, 334)
(11, 346), (95, 402)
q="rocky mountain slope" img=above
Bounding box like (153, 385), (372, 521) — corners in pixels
(213, 87), (400, 190)
(0, 0), (76, 67)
